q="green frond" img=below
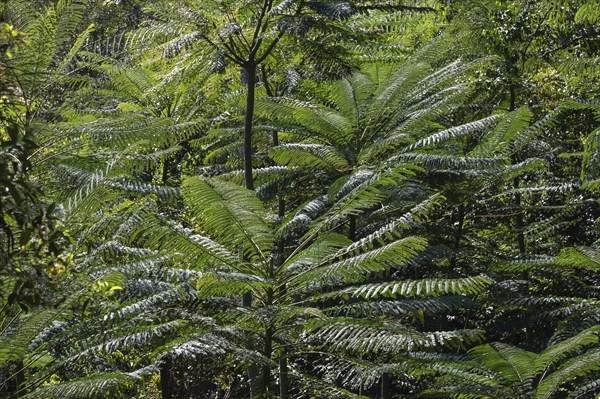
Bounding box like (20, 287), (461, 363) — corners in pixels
(556, 246), (600, 271)
(67, 320), (189, 364)
(468, 343), (536, 384)
(371, 61), (430, 111)
(330, 73), (374, 123)
(535, 327), (600, 375)
(109, 179), (179, 202)
(56, 23), (95, 75)
(253, 166), (305, 200)
(138, 216), (246, 272)
(420, 385), (506, 399)
(582, 179), (600, 192)
(567, 379), (600, 399)
(481, 183), (579, 203)
(405, 115), (502, 152)
(311, 319), (483, 354)
(22, 372), (138, 399)
(182, 176), (274, 262)
(291, 372), (369, 399)
(0, 304), (73, 367)
(301, 185), (385, 240)
(331, 275), (492, 300)
(256, 97), (354, 144)
(323, 296), (473, 318)
(508, 104), (570, 154)
(574, 2), (600, 26)
(63, 115), (177, 149)
(535, 349), (600, 399)
(283, 232), (351, 275)
(269, 143), (351, 172)
(277, 195), (329, 240)
(291, 236), (427, 288)
(106, 287), (197, 321)
(391, 153), (505, 170)
(195, 271), (268, 298)
(334, 194), (443, 257)
(470, 107), (533, 158)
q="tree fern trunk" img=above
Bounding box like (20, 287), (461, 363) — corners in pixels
(242, 62), (260, 397)
(380, 372), (391, 399)
(450, 204), (465, 268)
(262, 326), (274, 393)
(514, 176), (526, 255)
(509, 85), (526, 255)
(160, 355), (172, 399)
(9, 360), (25, 398)
(349, 215), (356, 241)
(244, 62), (257, 191)
(279, 354), (289, 399)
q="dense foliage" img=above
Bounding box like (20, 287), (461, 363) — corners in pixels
(1, 0), (600, 398)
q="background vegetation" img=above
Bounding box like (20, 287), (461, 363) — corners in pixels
(1, 0), (600, 398)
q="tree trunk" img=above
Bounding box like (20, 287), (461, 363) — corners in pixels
(244, 62), (257, 191)
(160, 355), (172, 399)
(262, 327), (274, 393)
(380, 373), (391, 399)
(514, 176), (526, 255)
(450, 204), (465, 268)
(279, 354), (289, 399)
(349, 215), (356, 241)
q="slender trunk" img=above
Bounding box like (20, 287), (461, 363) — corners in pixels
(509, 85), (516, 113)
(161, 158), (170, 185)
(380, 373), (391, 399)
(262, 327), (274, 393)
(243, 291), (258, 398)
(450, 204), (465, 268)
(10, 360), (25, 398)
(279, 354), (289, 399)
(244, 62), (257, 191)
(160, 356), (172, 399)
(242, 62), (260, 397)
(514, 176), (526, 255)
(508, 84), (526, 255)
(349, 215), (356, 241)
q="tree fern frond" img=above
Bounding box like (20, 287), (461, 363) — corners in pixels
(0, 303), (73, 367)
(301, 185), (385, 241)
(195, 271), (268, 298)
(105, 286), (199, 323)
(256, 97), (354, 145)
(277, 195), (329, 240)
(535, 326), (600, 376)
(480, 183), (579, 203)
(469, 107), (533, 157)
(468, 343), (535, 384)
(109, 179), (179, 201)
(283, 233), (351, 275)
(556, 247), (600, 271)
(269, 143), (351, 172)
(333, 194), (443, 258)
(21, 372), (138, 399)
(311, 320), (483, 354)
(290, 371), (369, 399)
(535, 349), (600, 399)
(329, 275), (492, 300)
(391, 153), (505, 170)
(323, 296), (473, 318)
(567, 379), (600, 399)
(182, 176), (274, 262)
(291, 236), (427, 287)
(67, 320), (191, 364)
(137, 217), (245, 272)
(405, 115), (502, 152)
